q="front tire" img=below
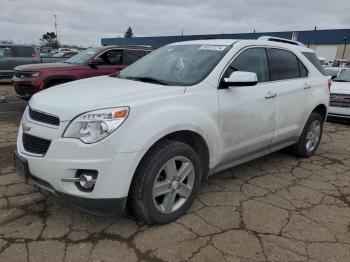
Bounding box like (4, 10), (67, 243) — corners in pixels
(129, 140), (202, 224)
(292, 112), (324, 158)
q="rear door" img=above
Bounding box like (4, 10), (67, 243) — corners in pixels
(123, 49), (149, 66)
(266, 48), (311, 148)
(12, 46), (39, 68)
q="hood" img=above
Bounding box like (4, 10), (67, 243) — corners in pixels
(15, 62), (78, 71)
(29, 76), (185, 121)
(330, 81), (350, 94)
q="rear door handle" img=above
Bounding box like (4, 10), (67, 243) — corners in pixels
(265, 91), (277, 99)
(303, 83), (312, 89)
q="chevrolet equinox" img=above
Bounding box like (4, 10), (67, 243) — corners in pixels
(14, 37), (329, 224)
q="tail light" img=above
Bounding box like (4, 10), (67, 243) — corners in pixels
(32, 53), (36, 57)
(328, 79), (332, 90)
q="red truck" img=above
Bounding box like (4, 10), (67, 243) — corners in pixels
(13, 45), (152, 100)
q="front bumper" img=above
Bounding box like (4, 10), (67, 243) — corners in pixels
(328, 106), (350, 119)
(15, 109), (147, 216)
(12, 77), (40, 100)
(14, 150), (126, 216)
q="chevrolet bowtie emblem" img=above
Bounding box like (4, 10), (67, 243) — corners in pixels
(21, 121), (31, 132)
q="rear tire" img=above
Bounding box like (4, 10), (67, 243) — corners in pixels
(129, 140), (202, 224)
(292, 112), (324, 158)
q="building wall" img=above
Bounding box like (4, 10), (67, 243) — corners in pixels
(101, 29), (350, 62)
(308, 44), (350, 62)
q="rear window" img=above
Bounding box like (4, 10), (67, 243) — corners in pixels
(302, 52), (326, 75)
(12, 46), (36, 57)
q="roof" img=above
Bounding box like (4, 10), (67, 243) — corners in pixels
(167, 39), (312, 53)
(101, 28), (350, 48)
(168, 39), (238, 46)
(99, 45), (153, 51)
(0, 44), (37, 48)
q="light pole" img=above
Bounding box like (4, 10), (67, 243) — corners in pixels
(54, 14), (58, 41)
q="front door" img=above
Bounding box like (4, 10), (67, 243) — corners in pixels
(218, 47), (275, 164)
(81, 49), (126, 79)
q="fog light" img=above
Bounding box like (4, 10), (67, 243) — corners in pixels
(79, 173), (96, 189)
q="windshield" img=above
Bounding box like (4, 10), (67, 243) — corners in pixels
(334, 70), (350, 82)
(117, 44), (230, 86)
(65, 48), (100, 64)
(52, 52), (64, 57)
(324, 68), (339, 77)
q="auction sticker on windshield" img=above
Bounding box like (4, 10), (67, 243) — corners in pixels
(199, 45), (227, 51)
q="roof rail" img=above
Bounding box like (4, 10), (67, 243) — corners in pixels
(258, 36), (304, 47)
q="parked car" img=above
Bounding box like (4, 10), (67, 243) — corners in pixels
(13, 45), (152, 99)
(0, 44), (40, 79)
(50, 51), (80, 60)
(328, 68), (350, 119)
(0, 44), (81, 80)
(324, 67), (346, 80)
(14, 37), (329, 224)
(332, 59), (349, 68)
(318, 56), (327, 67)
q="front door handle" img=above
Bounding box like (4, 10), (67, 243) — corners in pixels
(303, 83), (312, 89)
(265, 91), (277, 99)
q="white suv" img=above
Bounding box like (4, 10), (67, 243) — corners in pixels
(14, 37), (329, 224)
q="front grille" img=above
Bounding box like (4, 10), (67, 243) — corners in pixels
(22, 133), (51, 155)
(330, 94), (350, 108)
(29, 108), (60, 126)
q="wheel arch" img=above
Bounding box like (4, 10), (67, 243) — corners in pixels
(126, 129), (211, 201)
(312, 104), (328, 122)
(44, 75), (77, 89)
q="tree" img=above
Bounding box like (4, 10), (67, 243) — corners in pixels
(0, 40), (13, 44)
(40, 32), (60, 48)
(124, 27), (134, 38)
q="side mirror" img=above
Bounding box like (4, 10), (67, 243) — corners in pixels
(221, 71), (258, 88)
(89, 57), (103, 67)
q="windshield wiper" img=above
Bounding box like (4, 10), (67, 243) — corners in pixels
(125, 76), (169, 86)
(333, 79), (349, 82)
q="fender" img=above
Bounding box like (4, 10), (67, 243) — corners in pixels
(103, 104), (221, 168)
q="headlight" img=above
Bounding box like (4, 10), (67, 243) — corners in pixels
(17, 71), (40, 78)
(29, 72), (40, 77)
(63, 107), (129, 143)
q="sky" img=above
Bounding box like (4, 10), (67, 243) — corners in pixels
(1, 0), (350, 47)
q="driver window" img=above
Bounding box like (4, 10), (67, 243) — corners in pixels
(99, 50), (123, 65)
(224, 48), (269, 82)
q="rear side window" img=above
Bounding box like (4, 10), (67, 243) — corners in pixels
(123, 50), (147, 65)
(0, 47), (12, 58)
(302, 52), (326, 75)
(267, 48), (300, 81)
(12, 46), (35, 57)
(224, 47), (269, 82)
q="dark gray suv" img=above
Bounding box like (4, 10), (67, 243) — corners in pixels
(0, 45), (40, 79)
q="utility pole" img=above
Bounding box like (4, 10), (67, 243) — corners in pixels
(54, 14), (58, 41)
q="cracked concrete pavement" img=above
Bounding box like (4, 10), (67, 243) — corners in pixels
(1, 83), (350, 262)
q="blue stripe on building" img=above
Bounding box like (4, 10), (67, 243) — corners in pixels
(101, 29), (350, 48)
